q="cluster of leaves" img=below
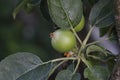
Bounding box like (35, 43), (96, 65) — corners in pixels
(0, 0), (118, 80)
(0, 46), (115, 80)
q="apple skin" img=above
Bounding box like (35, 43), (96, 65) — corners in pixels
(74, 16), (85, 32)
(51, 29), (76, 53)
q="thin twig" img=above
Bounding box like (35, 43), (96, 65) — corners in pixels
(48, 60), (67, 77)
(73, 59), (81, 74)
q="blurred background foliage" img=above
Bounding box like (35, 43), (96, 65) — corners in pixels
(0, 0), (60, 61)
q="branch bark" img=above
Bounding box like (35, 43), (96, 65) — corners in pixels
(110, 0), (120, 80)
(114, 0), (120, 43)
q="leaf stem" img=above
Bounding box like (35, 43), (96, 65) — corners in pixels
(80, 54), (92, 69)
(78, 26), (95, 57)
(34, 57), (77, 67)
(71, 27), (82, 44)
(82, 26), (95, 46)
(73, 58), (81, 74)
(48, 60), (67, 77)
(86, 37), (110, 46)
(51, 57), (77, 63)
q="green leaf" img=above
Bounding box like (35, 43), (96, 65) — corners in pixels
(23, 3), (34, 13)
(17, 62), (53, 80)
(99, 24), (116, 37)
(55, 70), (81, 80)
(55, 70), (72, 80)
(86, 45), (108, 55)
(13, 0), (41, 19)
(86, 45), (116, 70)
(40, 0), (53, 22)
(84, 65), (110, 80)
(24, 0), (41, 13)
(72, 73), (81, 80)
(109, 30), (118, 42)
(47, 0), (83, 29)
(89, 0), (115, 27)
(67, 63), (75, 72)
(13, 0), (29, 19)
(95, 12), (115, 28)
(0, 52), (42, 80)
(86, 45), (115, 61)
(99, 27), (110, 37)
(0, 52), (55, 80)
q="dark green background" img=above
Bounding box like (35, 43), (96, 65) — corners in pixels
(0, 0), (60, 61)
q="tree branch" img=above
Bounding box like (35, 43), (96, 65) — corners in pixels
(110, 0), (120, 80)
(114, 0), (120, 44)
